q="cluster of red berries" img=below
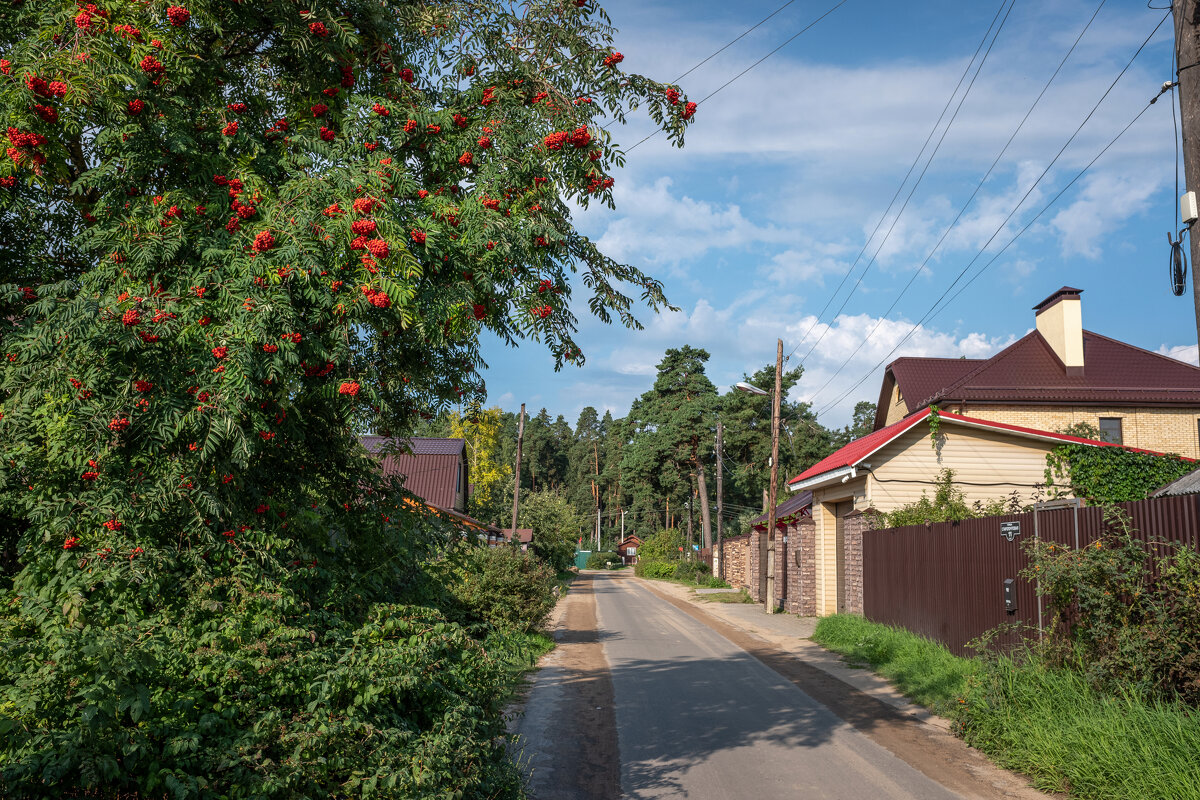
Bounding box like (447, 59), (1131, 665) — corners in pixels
(212, 346), (228, 359)
(262, 343), (278, 353)
(121, 308), (140, 326)
(352, 196), (378, 214)
(473, 304), (487, 320)
(75, 3), (107, 31)
(319, 126), (336, 141)
(682, 102), (697, 120)
(361, 286), (391, 308)
(531, 305), (552, 319)
(351, 218), (376, 235)
(166, 5), (190, 26)
(7, 128), (47, 149)
(102, 519), (122, 531)
(458, 151), (473, 166)
(587, 175), (614, 194)
(410, 229), (426, 244)
(544, 131), (569, 151)
(280, 332), (301, 343)
(666, 88), (680, 105)
(63, 537), (81, 550)
(112, 23), (141, 40)
(309, 21), (328, 37)
(134, 380), (153, 392)
(81, 471), (98, 481)
(32, 104), (58, 124)
(258, 431), (274, 441)
(109, 417), (130, 431)
(26, 75), (68, 99)
(222, 120), (238, 136)
(127, 99), (145, 115)
(481, 87), (497, 106)
(538, 279), (553, 293)
(603, 52), (624, 68)
(252, 230), (275, 252)
(400, 68), (415, 83)
(365, 239), (389, 258)
(372, 103), (389, 116)
(477, 135), (492, 149)
(568, 127), (591, 148)
(338, 381), (360, 396)
(0, 177), (16, 189)
(139, 54), (165, 77)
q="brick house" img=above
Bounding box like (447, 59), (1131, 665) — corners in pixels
(781, 409), (1163, 616)
(875, 287), (1200, 457)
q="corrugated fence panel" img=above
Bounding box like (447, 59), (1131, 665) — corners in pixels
(861, 495), (1200, 656)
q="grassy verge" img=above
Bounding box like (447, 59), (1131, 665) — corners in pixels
(691, 587), (755, 604)
(959, 652), (1200, 800)
(813, 615), (1200, 800)
(490, 630), (557, 706)
(812, 614), (974, 716)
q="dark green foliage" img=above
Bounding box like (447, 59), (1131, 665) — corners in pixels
(584, 551), (618, 569)
(1023, 507), (1200, 704)
(718, 363), (833, 514)
(634, 560), (676, 579)
(1045, 444), (1195, 503)
(448, 545), (557, 634)
(519, 489), (582, 573)
(672, 559), (709, 582)
(829, 400), (877, 448)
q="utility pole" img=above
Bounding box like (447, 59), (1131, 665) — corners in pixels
(715, 421), (724, 581)
(510, 404), (525, 535)
(1175, 0), (1200, 345)
(764, 338), (783, 614)
(620, 509), (626, 540)
(596, 507), (601, 551)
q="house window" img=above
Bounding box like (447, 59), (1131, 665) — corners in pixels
(1098, 417), (1123, 445)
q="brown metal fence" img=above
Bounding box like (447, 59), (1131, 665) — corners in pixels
(861, 494), (1200, 656)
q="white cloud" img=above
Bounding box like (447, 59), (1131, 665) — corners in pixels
(1157, 343), (1199, 366)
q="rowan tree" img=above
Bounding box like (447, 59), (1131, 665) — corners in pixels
(0, 0), (691, 795)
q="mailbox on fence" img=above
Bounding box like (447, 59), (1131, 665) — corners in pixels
(1003, 578), (1016, 613)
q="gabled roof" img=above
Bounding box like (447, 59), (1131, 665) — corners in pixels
(750, 491), (813, 529)
(788, 408), (1164, 492)
(1153, 467), (1200, 497)
(360, 435), (465, 510)
(502, 528), (534, 544)
(880, 330), (1200, 423)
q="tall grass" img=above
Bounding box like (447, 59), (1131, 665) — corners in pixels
(960, 652), (1200, 800)
(813, 615), (1200, 800)
(812, 614), (975, 715)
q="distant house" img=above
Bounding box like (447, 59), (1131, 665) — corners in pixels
(361, 435), (469, 513)
(500, 528), (533, 552)
(874, 287), (1200, 457)
(614, 535), (642, 566)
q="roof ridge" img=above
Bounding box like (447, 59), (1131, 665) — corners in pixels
(927, 330), (1041, 405)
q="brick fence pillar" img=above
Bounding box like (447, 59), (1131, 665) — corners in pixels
(795, 517), (816, 616)
(841, 510), (873, 615)
(747, 528), (761, 601)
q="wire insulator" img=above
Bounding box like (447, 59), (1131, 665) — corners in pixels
(1169, 228), (1189, 297)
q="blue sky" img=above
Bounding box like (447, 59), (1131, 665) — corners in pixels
(476, 0), (1196, 428)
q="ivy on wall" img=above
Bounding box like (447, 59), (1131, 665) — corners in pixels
(1045, 444), (1195, 503)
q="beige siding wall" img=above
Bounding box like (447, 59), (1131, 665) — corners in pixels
(866, 422), (1056, 513)
(809, 480), (868, 616)
(943, 404), (1200, 459)
(884, 382), (908, 426)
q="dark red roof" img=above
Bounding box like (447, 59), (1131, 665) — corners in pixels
(502, 528), (533, 544)
(750, 491), (813, 528)
(360, 436), (464, 510)
(884, 330), (1200, 415)
(788, 408), (1166, 487)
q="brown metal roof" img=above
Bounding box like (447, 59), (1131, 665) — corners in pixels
(750, 491), (813, 528)
(884, 330), (1200, 415)
(501, 528), (534, 544)
(360, 436), (464, 510)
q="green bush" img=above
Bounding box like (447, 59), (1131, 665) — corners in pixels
(701, 575), (731, 588)
(1024, 507), (1200, 704)
(585, 551), (618, 570)
(634, 560), (676, 579)
(672, 560), (710, 582)
(448, 545), (558, 634)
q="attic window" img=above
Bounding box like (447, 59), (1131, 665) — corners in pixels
(1099, 417), (1123, 445)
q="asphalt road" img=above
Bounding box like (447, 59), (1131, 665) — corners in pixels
(597, 574), (960, 800)
(514, 571), (1039, 800)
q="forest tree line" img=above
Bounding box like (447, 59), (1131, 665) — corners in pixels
(415, 345), (875, 550)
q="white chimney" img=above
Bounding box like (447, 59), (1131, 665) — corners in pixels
(1033, 287), (1084, 375)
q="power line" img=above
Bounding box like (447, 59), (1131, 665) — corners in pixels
(816, 75), (1166, 416)
(784, 0), (1014, 364)
(625, 0), (852, 154)
(807, 0), (1113, 408)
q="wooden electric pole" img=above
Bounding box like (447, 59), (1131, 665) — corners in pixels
(1175, 1), (1200, 345)
(764, 338), (783, 614)
(716, 421), (724, 581)
(510, 404), (525, 534)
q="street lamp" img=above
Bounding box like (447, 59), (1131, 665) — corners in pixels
(736, 340), (783, 615)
